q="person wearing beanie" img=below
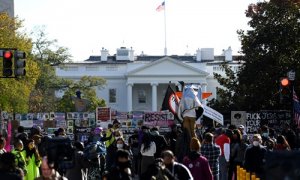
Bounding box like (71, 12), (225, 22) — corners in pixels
(183, 137), (213, 180)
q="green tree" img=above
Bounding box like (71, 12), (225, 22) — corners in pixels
(211, 0), (300, 112)
(0, 13), (40, 113)
(29, 26), (72, 112)
(56, 76), (106, 112)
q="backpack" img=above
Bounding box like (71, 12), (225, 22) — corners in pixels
(83, 141), (106, 160)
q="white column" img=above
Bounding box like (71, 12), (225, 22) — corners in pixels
(151, 82), (158, 111)
(127, 83), (133, 112)
(201, 83), (208, 105)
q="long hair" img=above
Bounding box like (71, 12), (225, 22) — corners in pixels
(142, 133), (152, 152)
(24, 139), (36, 158)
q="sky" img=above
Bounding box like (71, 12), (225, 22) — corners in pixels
(14, 0), (258, 62)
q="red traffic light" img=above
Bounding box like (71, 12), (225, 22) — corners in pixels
(3, 51), (13, 59)
(280, 78), (289, 87)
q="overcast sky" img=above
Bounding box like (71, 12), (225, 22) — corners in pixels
(14, 0), (258, 61)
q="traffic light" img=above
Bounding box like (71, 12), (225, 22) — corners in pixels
(279, 77), (291, 103)
(14, 50), (26, 77)
(2, 50), (13, 77)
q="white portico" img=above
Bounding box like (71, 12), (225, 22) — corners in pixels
(125, 57), (209, 112)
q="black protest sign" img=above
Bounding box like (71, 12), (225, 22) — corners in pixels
(246, 111), (291, 134)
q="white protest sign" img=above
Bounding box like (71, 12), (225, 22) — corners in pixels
(203, 105), (224, 125)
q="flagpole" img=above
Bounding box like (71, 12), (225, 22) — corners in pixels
(164, 0), (167, 56)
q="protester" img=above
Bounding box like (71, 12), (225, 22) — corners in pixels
(116, 137), (131, 152)
(142, 158), (175, 180)
(15, 126), (28, 144)
(105, 121), (122, 170)
(177, 84), (203, 138)
(0, 152), (23, 180)
(22, 139), (41, 180)
(265, 138), (275, 152)
(183, 137), (213, 180)
(128, 129), (139, 176)
(0, 137), (6, 154)
(228, 129), (245, 180)
(102, 149), (132, 180)
(200, 132), (221, 180)
(274, 135), (291, 151)
(166, 124), (180, 154)
(244, 134), (267, 179)
(65, 141), (91, 180)
(162, 150), (193, 180)
(281, 123), (297, 149)
(35, 156), (67, 180)
(11, 139), (27, 175)
(215, 129), (231, 180)
(150, 127), (168, 158)
(140, 132), (156, 177)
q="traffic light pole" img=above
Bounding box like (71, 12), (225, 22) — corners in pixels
(288, 70), (296, 133)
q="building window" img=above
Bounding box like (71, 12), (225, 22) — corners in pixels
(109, 89), (116, 103)
(86, 66), (99, 71)
(65, 66), (78, 71)
(138, 90), (146, 103)
(106, 65), (118, 71)
(213, 66), (224, 72)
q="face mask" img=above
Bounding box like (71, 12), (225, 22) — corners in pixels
(253, 141), (259, 146)
(117, 144), (124, 149)
(262, 133), (269, 138)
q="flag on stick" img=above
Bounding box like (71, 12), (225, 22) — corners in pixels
(161, 85), (179, 118)
(156, 1), (165, 12)
(293, 89), (300, 128)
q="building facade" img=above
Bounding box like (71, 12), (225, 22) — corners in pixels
(55, 47), (242, 112)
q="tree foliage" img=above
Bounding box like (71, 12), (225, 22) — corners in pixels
(0, 13), (40, 113)
(210, 0), (300, 112)
(29, 26), (72, 112)
(56, 76), (106, 112)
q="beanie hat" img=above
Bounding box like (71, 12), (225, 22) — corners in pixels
(190, 137), (201, 151)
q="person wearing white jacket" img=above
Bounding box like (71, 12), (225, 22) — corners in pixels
(177, 84), (204, 138)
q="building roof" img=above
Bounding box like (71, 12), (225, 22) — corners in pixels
(82, 55), (243, 63)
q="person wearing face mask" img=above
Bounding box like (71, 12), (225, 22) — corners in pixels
(244, 134), (267, 179)
(260, 125), (270, 145)
(102, 149), (132, 180)
(115, 138), (132, 158)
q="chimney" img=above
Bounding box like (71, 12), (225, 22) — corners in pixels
(101, 47), (108, 61)
(225, 46), (232, 61)
(196, 48), (201, 62)
(129, 47), (134, 61)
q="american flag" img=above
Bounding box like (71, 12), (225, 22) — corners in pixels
(293, 90), (300, 128)
(156, 1), (165, 12)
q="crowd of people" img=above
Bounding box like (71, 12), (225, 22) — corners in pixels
(0, 119), (299, 180)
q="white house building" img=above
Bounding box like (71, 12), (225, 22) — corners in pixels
(55, 47), (242, 112)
